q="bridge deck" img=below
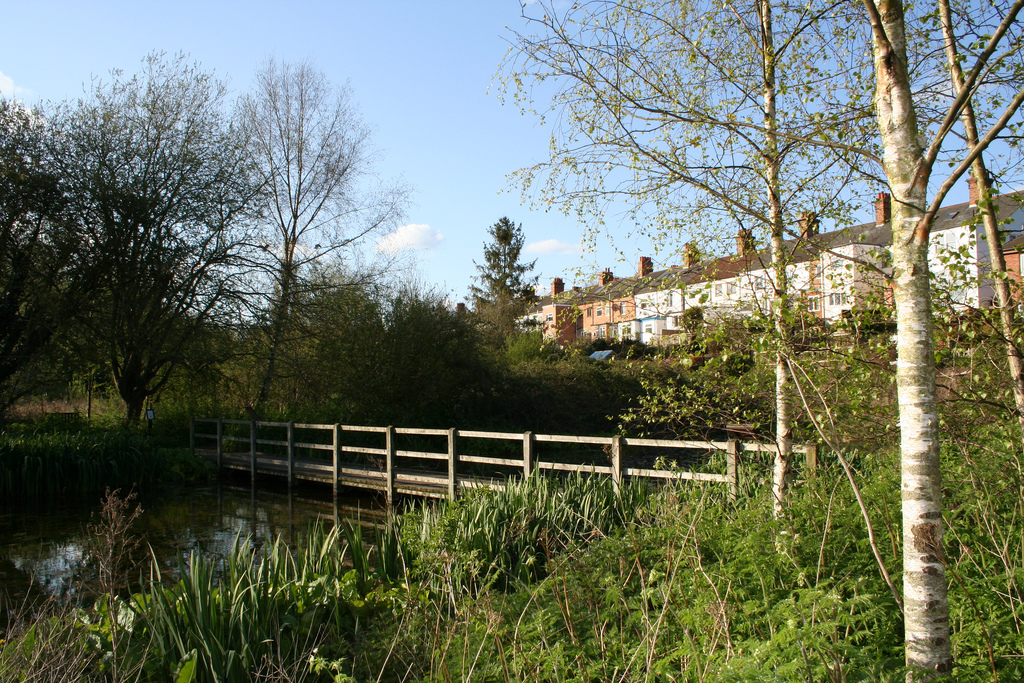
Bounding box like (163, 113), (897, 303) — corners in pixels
(204, 450), (507, 499)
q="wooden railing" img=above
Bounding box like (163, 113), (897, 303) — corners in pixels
(190, 418), (818, 504)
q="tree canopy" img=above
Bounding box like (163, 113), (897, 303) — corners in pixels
(50, 53), (260, 423)
(469, 217), (538, 339)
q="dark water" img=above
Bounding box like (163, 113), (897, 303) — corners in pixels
(0, 476), (386, 602)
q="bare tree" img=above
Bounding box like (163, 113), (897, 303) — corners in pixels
(238, 59), (407, 405)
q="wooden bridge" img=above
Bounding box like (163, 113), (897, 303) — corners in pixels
(190, 418), (818, 504)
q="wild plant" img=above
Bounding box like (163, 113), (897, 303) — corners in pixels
(0, 599), (97, 682)
(120, 521), (408, 683)
(0, 429), (163, 498)
(85, 487), (145, 683)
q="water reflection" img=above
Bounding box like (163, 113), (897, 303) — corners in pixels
(0, 478), (385, 601)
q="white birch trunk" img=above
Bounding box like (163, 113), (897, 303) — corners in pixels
(759, 0), (793, 516)
(866, 0), (951, 675)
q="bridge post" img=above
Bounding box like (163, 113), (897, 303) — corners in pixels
(805, 443), (818, 476)
(447, 428), (459, 500)
(726, 440), (739, 503)
(385, 425), (395, 506)
(287, 421), (295, 487)
(611, 435), (623, 495)
(250, 420), (257, 485)
(522, 431), (535, 478)
(189, 417), (195, 457)
(332, 424), (340, 497)
(216, 418), (223, 471)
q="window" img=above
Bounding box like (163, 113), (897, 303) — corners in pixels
(715, 284), (723, 297)
(545, 313), (553, 322)
(596, 327), (606, 338)
(828, 292), (850, 306)
(596, 306), (604, 317)
(666, 292), (674, 307)
(727, 282), (738, 295)
(587, 308), (593, 318)
(808, 297), (820, 311)
(644, 324), (653, 334)
(753, 277), (767, 290)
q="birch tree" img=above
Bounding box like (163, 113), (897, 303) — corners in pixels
(503, 0), (871, 514)
(238, 59), (407, 405)
(860, 0), (1024, 674)
(938, 0), (1024, 446)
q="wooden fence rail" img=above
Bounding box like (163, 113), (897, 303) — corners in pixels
(189, 417), (817, 504)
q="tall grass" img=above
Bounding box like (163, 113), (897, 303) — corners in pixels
(124, 524), (403, 683)
(400, 473), (652, 595)
(0, 429), (213, 498)
(0, 430), (153, 498)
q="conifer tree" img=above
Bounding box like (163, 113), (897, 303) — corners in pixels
(468, 217), (538, 338)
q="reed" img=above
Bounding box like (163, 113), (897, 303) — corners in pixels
(0, 429), (211, 498)
(403, 473), (652, 593)
(125, 524), (402, 683)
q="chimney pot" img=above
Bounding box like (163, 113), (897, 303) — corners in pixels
(551, 277), (565, 296)
(683, 242), (699, 267)
(735, 229), (754, 257)
(875, 192), (891, 226)
(638, 256), (653, 277)
(599, 269), (615, 286)
(456, 303), (466, 315)
(799, 212), (819, 239)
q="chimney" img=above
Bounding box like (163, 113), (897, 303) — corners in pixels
(551, 277), (565, 296)
(598, 269), (615, 286)
(875, 192), (891, 226)
(638, 256), (653, 277)
(572, 286), (580, 292)
(735, 229), (754, 257)
(456, 302), (466, 315)
(799, 212), (819, 239)
(683, 242), (699, 268)
(967, 171), (991, 208)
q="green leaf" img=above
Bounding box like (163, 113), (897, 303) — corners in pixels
(174, 650), (198, 683)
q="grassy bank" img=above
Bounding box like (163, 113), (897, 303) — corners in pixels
(0, 427), (214, 499)
(2, 432), (1021, 682)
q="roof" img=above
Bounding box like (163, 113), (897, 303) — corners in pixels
(524, 192), (1024, 313)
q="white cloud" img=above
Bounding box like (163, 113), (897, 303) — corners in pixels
(524, 239), (581, 255)
(376, 223), (444, 253)
(0, 70), (31, 100)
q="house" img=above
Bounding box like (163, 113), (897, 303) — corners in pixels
(521, 185), (1024, 345)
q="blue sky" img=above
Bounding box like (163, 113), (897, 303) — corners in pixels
(0, 0), (659, 301)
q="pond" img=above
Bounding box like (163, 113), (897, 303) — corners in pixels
(0, 476), (386, 602)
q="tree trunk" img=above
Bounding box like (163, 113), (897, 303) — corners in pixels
(759, 0), (794, 516)
(258, 259), (295, 405)
(866, 0), (951, 674)
(938, 0), (1024, 447)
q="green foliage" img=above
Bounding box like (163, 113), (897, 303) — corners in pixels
(503, 330), (561, 365)
(97, 524), (404, 683)
(0, 429), (212, 499)
(51, 52), (258, 423)
(469, 217), (537, 307)
(0, 100), (83, 413)
(400, 474), (651, 595)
